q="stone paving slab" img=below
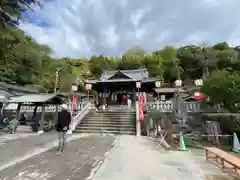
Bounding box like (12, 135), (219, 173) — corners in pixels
(0, 133), (38, 144)
(0, 134), (117, 180)
(92, 135), (233, 180)
(0, 133), (59, 168)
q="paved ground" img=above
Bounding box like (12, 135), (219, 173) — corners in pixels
(0, 132), (59, 169)
(0, 134), (117, 180)
(92, 136), (236, 180)
(0, 133), (236, 180)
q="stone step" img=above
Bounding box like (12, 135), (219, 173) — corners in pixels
(83, 117), (135, 121)
(74, 129), (136, 135)
(76, 126), (136, 131)
(84, 116), (136, 120)
(80, 121), (135, 125)
(86, 114), (135, 118)
(79, 123), (135, 128)
(83, 121), (135, 125)
(90, 111), (136, 115)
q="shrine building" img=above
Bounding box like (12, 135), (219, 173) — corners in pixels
(85, 69), (158, 105)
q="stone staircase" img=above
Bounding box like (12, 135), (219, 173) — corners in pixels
(75, 109), (136, 135)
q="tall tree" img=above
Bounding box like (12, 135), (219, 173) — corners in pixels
(201, 70), (240, 112)
(0, 0), (40, 27)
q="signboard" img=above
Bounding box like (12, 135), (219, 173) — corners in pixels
(160, 95), (165, 101)
(155, 81), (161, 88)
(136, 82), (141, 88)
(175, 79), (182, 87)
(85, 84), (92, 90)
(194, 79), (203, 86)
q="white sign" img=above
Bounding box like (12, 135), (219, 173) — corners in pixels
(136, 82), (141, 88)
(175, 79), (182, 87)
(71, 84), (78, 91)
(194, 79), (203, 86)
(155, 81), (161, 88)
(160, 95), (165, 101)
(85, 84), (92, 90)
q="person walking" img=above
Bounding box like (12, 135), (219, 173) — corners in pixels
(56, 104), (71, 154)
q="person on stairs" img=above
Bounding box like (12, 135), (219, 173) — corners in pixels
(55, 104), (71, 154)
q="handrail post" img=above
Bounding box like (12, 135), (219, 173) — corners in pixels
(66, 102), (90, 135)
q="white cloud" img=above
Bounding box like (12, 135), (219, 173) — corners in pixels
(20, 0), (240, 58)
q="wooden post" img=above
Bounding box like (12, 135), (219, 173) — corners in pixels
(205, 149), (209, 160)
(54, 104), (59, 125)
(16, 103), (22, 120)
(165, 114), (173, 146)
(33, 105), (38, 117)
(104, 87), (107, 105)
(132, 88), (136, 105)
(213, 123), (220, 148)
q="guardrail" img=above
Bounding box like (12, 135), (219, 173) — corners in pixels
(67, 102), (91, 134)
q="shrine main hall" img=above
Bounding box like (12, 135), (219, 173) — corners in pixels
(85, 69), (158, 105)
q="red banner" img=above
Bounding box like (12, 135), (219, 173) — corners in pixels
(72, 96), (77, 111)
(138, 96), (144, 121)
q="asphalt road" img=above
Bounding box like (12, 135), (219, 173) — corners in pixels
(0, 134), (117, 180)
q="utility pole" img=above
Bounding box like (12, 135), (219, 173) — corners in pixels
(54, 67), (62, 93)
(202, 47), (209, 80)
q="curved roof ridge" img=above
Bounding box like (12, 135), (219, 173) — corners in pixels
(103, 69), (147, 73)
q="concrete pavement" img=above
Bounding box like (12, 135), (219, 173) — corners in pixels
(0, 133), (235, 180)
(92, 135), (234, 180)
(0, 132), (59, 169)
(0, 134), (118, 180)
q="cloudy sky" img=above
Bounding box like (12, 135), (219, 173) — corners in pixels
(20, 0), (240, 58)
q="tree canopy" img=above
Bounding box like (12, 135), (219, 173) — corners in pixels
(0, 0), (40, 27)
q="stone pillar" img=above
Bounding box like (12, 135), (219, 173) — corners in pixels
(38, 105), (45, 134)
(136, 101), (141, 136)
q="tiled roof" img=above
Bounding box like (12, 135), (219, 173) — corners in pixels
(100, 69), (149, 81)
(0, 82), (39, 94)
(7, 93), (65, 104)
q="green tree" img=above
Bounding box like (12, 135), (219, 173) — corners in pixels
(177, 45), (203, 80)
(123, 46), (146, 58)
(201, 70), (240, 112)
(141, 54), (163, 78)
(0, 0), (41, 27)
(154, 46), (182, 83)
(117, 55), (141, 70)
(0, 28), (51, 85)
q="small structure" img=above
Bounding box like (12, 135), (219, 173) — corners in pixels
(6, 93), (66, 133)
(86, 69), (158, 105)
(0, 82), (39, 116)
(154, 87), (185, 101)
